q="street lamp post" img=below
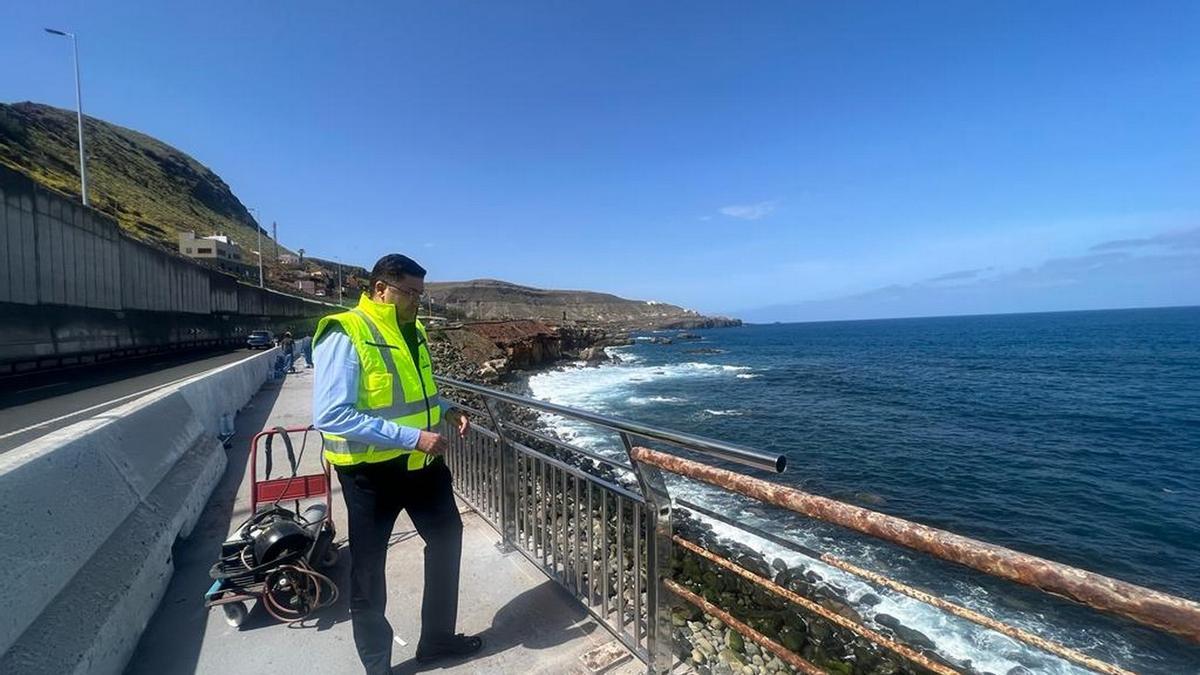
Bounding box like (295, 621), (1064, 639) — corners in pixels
(336, 257), (343, 304)
(248, 207), (263, 287)
(44, 28), (88, 206)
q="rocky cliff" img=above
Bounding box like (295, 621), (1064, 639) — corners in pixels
(426, 279), (740, 330)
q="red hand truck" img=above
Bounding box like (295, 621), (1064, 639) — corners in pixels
(204, 425), (340, 627)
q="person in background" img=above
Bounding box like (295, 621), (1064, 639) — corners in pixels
(279, 331), (296, 374)
(300, 334), (314, 368)
(312, 254), (479, 675)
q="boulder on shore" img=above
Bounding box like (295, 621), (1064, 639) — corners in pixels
(579, 346), (610, 363)
(477, 357), (509, 381)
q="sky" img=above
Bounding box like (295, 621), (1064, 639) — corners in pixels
(3, 1), (1198, 322)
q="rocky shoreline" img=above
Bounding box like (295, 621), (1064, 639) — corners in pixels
(431, 325), (994, 675)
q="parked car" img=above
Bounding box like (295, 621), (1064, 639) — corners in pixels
(246, 330), (275, 350)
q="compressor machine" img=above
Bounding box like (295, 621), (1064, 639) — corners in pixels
(205, 426), (340, 627)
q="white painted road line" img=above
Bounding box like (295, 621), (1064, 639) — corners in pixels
(0, 351), (266, 441)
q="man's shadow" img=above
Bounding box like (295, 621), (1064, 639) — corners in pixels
(389, 579), (598, 674)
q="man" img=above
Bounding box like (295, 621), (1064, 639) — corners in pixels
(300, 333), (314, 368)
(312, 254), (481, 675)
(279, 331), (296, 373)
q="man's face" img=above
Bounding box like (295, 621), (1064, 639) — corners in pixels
(374, 276), (425, 321)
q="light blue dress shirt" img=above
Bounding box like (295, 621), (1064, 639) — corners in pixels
(312, 327), (427, 450)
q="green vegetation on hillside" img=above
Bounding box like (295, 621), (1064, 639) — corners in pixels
(0, 101), (272, 257)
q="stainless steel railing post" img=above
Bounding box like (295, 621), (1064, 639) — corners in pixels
(621, 433), (675, 674)
(481, 398), (519, 552)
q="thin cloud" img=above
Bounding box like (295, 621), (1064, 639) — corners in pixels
(1090, 226), (1200, 252)
(719, 200), (778, 221)
(925, 268), (991, 284)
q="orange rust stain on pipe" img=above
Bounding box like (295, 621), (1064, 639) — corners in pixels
(632, 446), (1200, 644)
(818, 555), (1135, 675)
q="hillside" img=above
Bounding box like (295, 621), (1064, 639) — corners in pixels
(426, 279), (740, 329)
(0, 102), (273, 255)
(0, 102), (362, 298)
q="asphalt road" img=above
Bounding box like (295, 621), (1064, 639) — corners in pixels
(0, 348), (265, 455)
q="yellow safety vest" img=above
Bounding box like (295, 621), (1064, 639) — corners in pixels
(314, 293), (443, 469)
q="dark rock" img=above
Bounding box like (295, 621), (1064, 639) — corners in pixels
(867, 661), (902, 675)
(779, 626), (804, 652)
(819, 597), (863, 624)
(773, 567), (794, 587)
(874, 613), (938, 652)
(809, 617), (832, 643)
(823, 660), (854, 675)
(784, 576), (815, 599)
(659, 316), (742, 329)
(818, 581), (847, 600)
(579, 346), (609, 362)
(859, 593), (882, 607)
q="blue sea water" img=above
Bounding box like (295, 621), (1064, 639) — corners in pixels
(526, 306), (1200, 674)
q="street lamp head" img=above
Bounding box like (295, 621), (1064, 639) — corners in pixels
(44, 28), (73, 37)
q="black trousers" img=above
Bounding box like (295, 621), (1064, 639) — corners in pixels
(335, 456), (463, 675)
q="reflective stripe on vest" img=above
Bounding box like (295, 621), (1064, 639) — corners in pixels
(322, 436), (440, 471)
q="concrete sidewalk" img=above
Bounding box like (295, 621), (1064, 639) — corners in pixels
(126, 367), (641, 675)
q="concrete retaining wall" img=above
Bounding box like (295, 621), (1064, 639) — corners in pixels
(0, 165), (335, 373)
(0, 348), (276, 674)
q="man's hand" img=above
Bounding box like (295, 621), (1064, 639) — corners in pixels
(446, 408), (470, 438)
(417, 430), (448, 455)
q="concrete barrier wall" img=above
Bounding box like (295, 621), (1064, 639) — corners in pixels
(0, 165), (338, 373)
(0, 348), (277, 674)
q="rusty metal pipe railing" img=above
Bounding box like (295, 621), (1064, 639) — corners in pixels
(673, 534), (963, 675)
(437, 375), (786, 473)
(632, 446), (1200, 644)
(676, 497), (1135, 675)
(823, 553), (1135, 675)
(665, 578), (826, 675)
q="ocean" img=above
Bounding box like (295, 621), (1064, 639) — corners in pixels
(526, 306), (1200, 674)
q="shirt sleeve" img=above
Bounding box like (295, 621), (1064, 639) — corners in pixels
(312, 327), (423, 450)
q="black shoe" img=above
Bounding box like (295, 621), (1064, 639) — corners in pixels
(414, 634), (484, 664)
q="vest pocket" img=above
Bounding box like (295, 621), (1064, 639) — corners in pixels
(364, 372), (393, 409)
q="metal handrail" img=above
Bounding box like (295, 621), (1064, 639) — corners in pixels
(435, 375), (786, 473)
(675, 497), (1133, 674)
(632, 446), (1200, 646)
